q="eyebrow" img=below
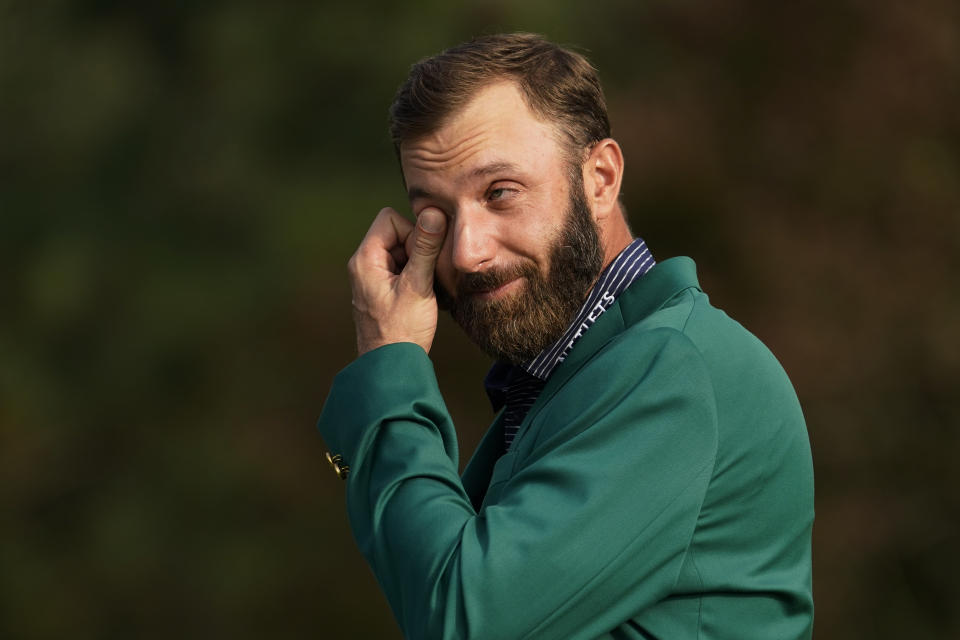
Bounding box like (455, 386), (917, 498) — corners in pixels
(469, 161), (521, 179)
(407, 160), (522, 202)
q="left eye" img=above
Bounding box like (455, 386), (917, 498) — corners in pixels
(489, 188), (510, 200)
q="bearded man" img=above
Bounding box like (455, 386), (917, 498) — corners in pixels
(318, 33), (814, 640)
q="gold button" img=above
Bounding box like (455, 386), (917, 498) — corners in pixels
(325, 451), (349, 479)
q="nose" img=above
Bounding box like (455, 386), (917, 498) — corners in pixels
(449, 206), (496, 274)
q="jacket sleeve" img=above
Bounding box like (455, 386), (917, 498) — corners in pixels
(317, 328), (718, 640)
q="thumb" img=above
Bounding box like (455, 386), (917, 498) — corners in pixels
(403, 207), (447, 295)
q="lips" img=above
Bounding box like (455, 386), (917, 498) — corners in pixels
(453, 261), (536, 304)
(462, 277), (510, 295)
(471, 277), (523, 300)
(460, 268), (523, 294)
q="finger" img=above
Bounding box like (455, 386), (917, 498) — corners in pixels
(356, 207), (414, 273)
(388, 245), (408, 273)
(402, 207), (447, 296)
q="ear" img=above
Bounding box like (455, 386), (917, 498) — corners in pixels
(582, 138), (624, 221)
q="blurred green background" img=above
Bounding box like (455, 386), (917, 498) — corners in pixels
(2, 0), (958, 637)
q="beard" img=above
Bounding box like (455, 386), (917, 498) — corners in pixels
(435, 173), (604, 366)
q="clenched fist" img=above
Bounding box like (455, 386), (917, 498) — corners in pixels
(347, 206), (448, 356)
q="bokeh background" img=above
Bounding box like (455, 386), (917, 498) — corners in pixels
(2, 0), (958, 637)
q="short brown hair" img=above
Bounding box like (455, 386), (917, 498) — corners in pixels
(389, 33), (610, 163)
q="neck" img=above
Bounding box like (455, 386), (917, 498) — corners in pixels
(599, 211), (635, 271)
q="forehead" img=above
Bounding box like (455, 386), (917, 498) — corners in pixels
(399, 81), (566, 186)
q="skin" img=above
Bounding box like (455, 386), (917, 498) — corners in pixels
(348, 80), (634, 356)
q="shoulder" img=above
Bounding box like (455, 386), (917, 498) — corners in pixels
(528, 320), (719, 454)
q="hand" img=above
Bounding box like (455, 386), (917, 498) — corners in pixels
(348, 206), (448, 356)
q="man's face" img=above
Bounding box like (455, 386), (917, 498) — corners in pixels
(400, 81), (604, 364)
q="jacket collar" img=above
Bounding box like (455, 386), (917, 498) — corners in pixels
(460, 257), (702, 507)
(530, 257), (701, 423)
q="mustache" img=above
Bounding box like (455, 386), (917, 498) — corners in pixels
(457, 262), (534, 295)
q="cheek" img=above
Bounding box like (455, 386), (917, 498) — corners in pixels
(510, 201), (566, 256)
(434, 239), (457, 293)
(513, 224), (555, 266)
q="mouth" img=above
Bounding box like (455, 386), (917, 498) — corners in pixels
(471, 277), (524, 301)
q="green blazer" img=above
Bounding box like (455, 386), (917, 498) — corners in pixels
(319, 257), (814, 639)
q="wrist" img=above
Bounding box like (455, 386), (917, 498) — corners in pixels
(357, 332), (432, 358)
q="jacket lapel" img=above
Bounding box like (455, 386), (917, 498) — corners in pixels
(458, 257), (701, 507)
(511, 257), (701, 454)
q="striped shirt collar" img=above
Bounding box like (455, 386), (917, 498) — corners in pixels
(523, 237), (655, 380)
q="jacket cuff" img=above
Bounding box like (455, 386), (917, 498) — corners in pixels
(317, 342), (441, 480)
